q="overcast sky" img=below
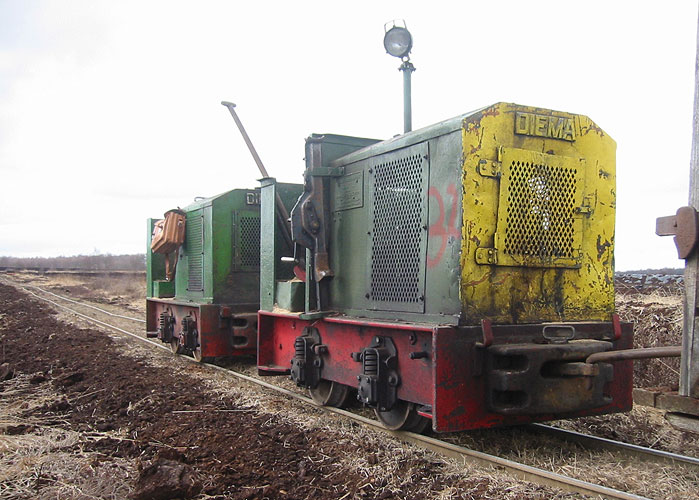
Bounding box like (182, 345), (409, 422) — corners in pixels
(1, 1), (697, 271)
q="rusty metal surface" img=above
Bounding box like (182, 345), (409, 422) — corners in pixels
(656, 206), (699, 259)
(296, 138), (333, 282)
(586, 346), (682, 364)
(147, 299), (256, 359)
(258, 312), (634, 432)
(432, 321), (633, 432)
(221, 101), (293, 251)
(487, 340), (614, 415)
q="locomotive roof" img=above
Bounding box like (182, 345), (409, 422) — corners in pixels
(328, 104), (492, 168)
(328, 102), (598, 168)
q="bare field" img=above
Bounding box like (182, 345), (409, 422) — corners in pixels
(616, 275), (683, 390)
(1, 270), (698, 499)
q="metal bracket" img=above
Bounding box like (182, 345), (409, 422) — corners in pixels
(477, 159), (502, 178)
(477, 148), (503, 178)
(181, 315), (198, 350)
(542, 324), (576, 344)
(656, 206), (699, 259)
(475, 247), (498, 265)
(290, 327), (323, 389)
(298, 311), (333, 321)
(309, 166), (345, 177)
(575, 194), (595, 215)
(356, 336), (399, 412)
(290, 138), (334, 296)
(157, 310), (175, 343)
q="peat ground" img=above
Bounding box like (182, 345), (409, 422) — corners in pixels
(0, 281), (570, 499)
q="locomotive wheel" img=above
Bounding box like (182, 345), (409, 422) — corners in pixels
(192, 346), (204, 363)
(170, 338), (182, 355)
(375, 400), (430, 433)
(309, 380), (351, 408)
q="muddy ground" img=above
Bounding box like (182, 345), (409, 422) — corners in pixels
(1, 271), (698, 499)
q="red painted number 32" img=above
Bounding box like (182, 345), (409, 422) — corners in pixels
(427, 184), (460, 269)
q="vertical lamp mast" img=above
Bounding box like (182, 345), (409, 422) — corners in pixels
(383, 21), (415, 133)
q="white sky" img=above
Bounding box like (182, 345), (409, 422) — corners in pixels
(0, 1), (697, 271)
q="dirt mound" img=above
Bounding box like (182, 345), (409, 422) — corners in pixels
(131, 453), (202, 500)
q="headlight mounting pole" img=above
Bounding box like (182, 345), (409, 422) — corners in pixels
(383, 21), (415, 133)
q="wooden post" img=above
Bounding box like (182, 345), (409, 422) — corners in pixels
(683, 11), (699, 398)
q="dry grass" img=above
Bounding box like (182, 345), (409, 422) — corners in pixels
(552, 405), (699, 456)
(5, 271), (146, 316)
(0, 374), (135, 500)
(439, 421), (699, 499)
(616, 288), (683, 389)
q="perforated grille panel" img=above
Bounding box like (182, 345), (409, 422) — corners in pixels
(185, 212), (204, 291)
(495, 148), (584, 268)
(368, 143), (428, 312)
(239, 216), (260, 268)
(504, 161), (577, 258)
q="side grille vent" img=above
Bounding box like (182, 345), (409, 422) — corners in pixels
(239, 216), (261, 268)
(185, 212), (204, 291)
(368, 143), (429, 312)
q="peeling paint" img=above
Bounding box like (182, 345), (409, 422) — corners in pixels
(579, 119), (605, 137)
(460, 103), (616, 324)
(596, 235), (612, 261)
(481, 106), (500, 119)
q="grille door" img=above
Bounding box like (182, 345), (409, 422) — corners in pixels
(233, 210), (261, 271)
(185, 210), (204, 291)
(367, 143), (429, 313)
(494, 147), (585, 268)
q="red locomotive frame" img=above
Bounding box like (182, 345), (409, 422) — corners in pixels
(258, 311), (633, 432)
(147, 298), (256, 361)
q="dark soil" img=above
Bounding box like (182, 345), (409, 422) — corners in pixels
(0, 282), (508, 499)
(0, 283), (369, 498)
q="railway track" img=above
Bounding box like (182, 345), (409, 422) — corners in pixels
(5, 278), (699, 500)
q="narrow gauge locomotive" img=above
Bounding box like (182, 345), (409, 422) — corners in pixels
(146, 186), (301, 361)
(148, 102), (633, 433)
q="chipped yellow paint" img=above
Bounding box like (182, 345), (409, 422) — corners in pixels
(460, 103), (616, 324)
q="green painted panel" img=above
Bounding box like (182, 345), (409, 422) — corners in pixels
(185, 208), (205, 293)
(327, 127), (463, 325)
(212, 189), (259, 305)
(259, 178), (277, 312)
(275, 280), (304, 312)
(153, 280), (175, 298)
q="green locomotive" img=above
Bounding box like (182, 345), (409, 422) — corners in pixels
(146, 185), (300, 361)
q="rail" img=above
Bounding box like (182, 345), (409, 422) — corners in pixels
(26, 285), (145, 323)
